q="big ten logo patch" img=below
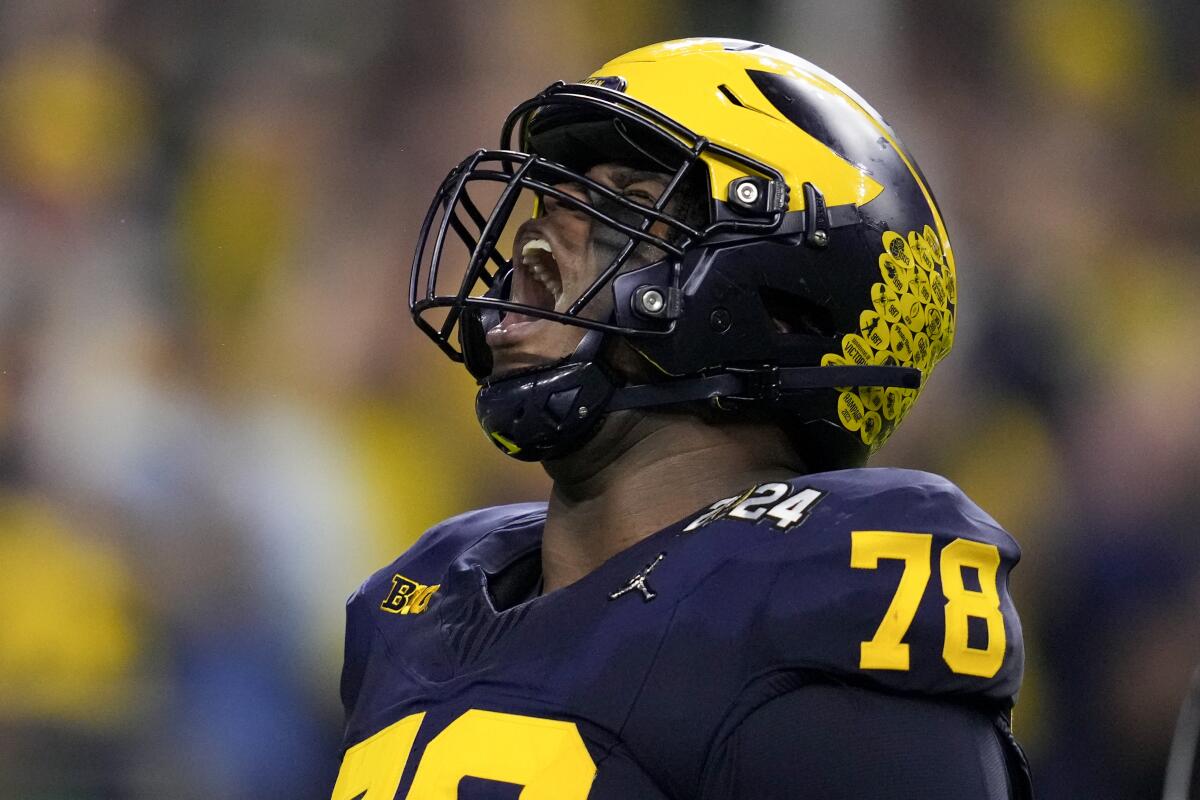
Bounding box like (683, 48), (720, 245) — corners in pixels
(380, 574), (440, 615)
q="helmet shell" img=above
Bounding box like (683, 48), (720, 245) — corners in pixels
(577, 38), (957, 458)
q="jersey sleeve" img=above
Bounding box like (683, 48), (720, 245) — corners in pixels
(700, 682), (1031, 800)
(338, 580), (373, 722)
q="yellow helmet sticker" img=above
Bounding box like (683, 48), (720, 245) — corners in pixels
(860, 411), (883, 446)
(860, 310), (891, 351)
(890, 324), (915, 361)
(830, 226), (957, 453)
(879, 253), (907, 294)
(872, 283), (903, 324)
(837, 392), (867, 431)
(899, 293), (926, 332)
(842, 334), (873, 366)
(859, 385), (884, 412)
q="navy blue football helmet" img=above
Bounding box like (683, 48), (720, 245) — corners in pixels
(410, 39), (955, 465)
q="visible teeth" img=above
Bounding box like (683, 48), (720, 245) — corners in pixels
(522, 239), (553, 257)
(532, 270), (560, 296)
(520, 238), (560, 302)
(532, 271), (560, 299)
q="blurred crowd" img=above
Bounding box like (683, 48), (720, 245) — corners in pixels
(0, 1), (1196, 798)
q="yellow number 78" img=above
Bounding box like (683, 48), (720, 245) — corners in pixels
(850, 530), (1006, 678)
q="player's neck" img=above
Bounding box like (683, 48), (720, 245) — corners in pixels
(539, 412), (802, 594)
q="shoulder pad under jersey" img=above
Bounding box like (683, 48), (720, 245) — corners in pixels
(669, 468), (1023, 705)
(339, 502), (546, 715)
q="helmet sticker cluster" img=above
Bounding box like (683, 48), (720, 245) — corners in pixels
(822, 225), (955, 452)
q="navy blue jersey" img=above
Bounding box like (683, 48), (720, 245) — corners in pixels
(332, 468), (1027, 799)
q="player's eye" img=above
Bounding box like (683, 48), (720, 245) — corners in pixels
(542, 182), (591, 216)
(622, 188), (656, 206)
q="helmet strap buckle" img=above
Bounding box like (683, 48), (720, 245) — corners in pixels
(725, 364), (782, 403)
(802, 182), (830, 247)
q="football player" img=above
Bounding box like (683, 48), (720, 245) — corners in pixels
(333, 38), (1033, 799)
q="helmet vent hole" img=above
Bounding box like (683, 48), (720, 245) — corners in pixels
(758, 288), (837, 337)
(717, 84), (747, 108)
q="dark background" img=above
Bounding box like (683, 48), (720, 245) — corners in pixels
(0, 1), (1197, 797)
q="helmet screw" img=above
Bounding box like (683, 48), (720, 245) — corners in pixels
(577, 406), (589, 418)
(735, 182), (759, 204)
(809, 229), (829, 247)
(640, 289), (665, 314)
(710, 307), (732, 333)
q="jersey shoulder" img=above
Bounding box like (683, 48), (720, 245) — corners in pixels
(674, 467), (1023, 705)
(687, 467), (1018, 556)
(340, 502), (546, 715)
(351, 502), (547, 610)
(812, 467), (1016, 550)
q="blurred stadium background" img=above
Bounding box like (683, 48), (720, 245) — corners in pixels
(0, 1), (1197, 797)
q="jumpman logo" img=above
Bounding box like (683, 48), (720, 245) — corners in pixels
(609, 553), (667, 603)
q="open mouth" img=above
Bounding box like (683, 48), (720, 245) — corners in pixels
(516, 238), (563, 313)
(505, 237), (563, 325)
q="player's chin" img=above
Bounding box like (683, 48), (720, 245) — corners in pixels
(486, 346), (574, 382)
(485, 327), (584, 381)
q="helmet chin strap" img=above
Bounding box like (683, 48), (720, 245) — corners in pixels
(474, 322), (921, 461)
(608, 364), (920, 411)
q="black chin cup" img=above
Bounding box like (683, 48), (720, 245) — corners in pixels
(459, 308), (493, 380)
(459, 271), (511, 380)
(476, 360), (616, 461)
